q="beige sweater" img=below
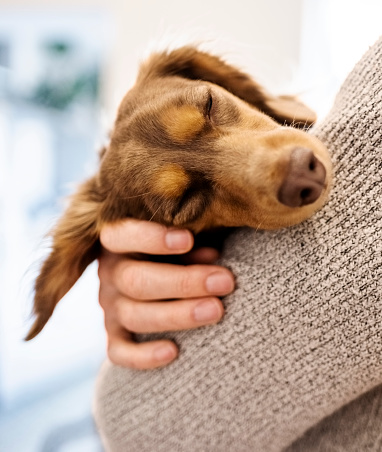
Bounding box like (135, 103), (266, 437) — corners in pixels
(94, 37), (382, 452)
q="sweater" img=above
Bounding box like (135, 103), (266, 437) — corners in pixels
(94, 36), (382, 452)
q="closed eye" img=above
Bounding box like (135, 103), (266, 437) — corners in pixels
(205, 91), (213, 119)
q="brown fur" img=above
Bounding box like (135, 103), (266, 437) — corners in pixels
(26, 46), (332, 340)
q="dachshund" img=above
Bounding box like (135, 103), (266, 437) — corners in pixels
(26, 46), (332, 340)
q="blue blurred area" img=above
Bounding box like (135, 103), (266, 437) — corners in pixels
(0, 9), (109, 451)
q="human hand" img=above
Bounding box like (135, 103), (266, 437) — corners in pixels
(98, 219), (235, 370)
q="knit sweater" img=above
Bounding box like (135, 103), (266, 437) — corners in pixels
(94, 37), (382, 452)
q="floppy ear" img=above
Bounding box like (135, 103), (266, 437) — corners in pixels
(140, 46), (316, 127)
(25, 177), (103, 340)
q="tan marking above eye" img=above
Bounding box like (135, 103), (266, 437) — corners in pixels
(161, 105), (205, 142)
(152, 164), (190, 198)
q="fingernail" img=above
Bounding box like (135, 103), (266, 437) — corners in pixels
(205, 272), (234, 295)
(153, 344), (177, 363)
(193, 300), (222, 323)
(165, 229), (192, 250)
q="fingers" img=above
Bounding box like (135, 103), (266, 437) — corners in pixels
(102, 293), (181, 369)
(100, 219), (194, 255)
(104, 296), (224, 369)
(182, 247), (220, 264)
(98, 219), (234, 370)
(107, 327), (179, 370)
(108, 339), (178, 370)
(108, 296), (224, 334)
(99, 259), (231, 370)
(111, 260), (234, 301)
(100, 287), (227, 369)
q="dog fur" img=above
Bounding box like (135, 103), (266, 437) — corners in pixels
(26, 46), (332, 340)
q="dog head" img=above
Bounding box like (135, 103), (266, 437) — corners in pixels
(26, 46), (332, 339)
(100, 46), (331, 231)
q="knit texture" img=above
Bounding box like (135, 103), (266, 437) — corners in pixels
(94, 37), (382, 452)
(286, 385), (382, 452)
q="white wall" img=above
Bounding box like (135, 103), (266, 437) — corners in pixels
(298, 0), (382, 118)
(1, 0), (381, 116)
(0, 0), (306, 115)
(100, 0), (306, 115)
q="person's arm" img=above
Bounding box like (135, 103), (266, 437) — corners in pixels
(98, 219), (235, 370)
(95, 37), (382, 452)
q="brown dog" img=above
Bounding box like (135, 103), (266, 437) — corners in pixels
(26, 46), (332, 340)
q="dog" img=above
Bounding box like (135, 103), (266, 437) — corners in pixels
(26, 46), (332, 340)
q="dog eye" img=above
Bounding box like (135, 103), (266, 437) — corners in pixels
(205, 93), (213, 119)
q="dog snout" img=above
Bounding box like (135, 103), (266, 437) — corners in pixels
(278, 147), (326, 208)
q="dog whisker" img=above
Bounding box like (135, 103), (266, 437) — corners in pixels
(116, 192), (152, 200)
(148, 204), (163, 222)
(254, 219), (265, 233)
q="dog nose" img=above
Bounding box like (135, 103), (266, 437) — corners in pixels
(278, 147), (326, 207)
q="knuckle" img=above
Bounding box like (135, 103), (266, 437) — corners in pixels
(98, 285), (114, 310)
(98, 282), (119, 310)
(98, 252), (117, 283)
(98, 287), (108, 309)
(97, 258), (108, 282)
(99, 226), (114, 249)
(115, 301), (139, 333)
(176, 272), (194, 297)
(107, 344), (144, 370)
(167, 311), (185, 330)
(107, 343), (122, 366)
(122, 264), (147, 299)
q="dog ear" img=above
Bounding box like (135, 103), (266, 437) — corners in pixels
(25, 177), (103, 340)
(140, 46), (316, 127)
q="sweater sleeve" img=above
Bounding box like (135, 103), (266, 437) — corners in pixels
(93, 37), (382, 452)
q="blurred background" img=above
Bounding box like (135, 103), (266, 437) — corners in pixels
(0, 0), (380, 450)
